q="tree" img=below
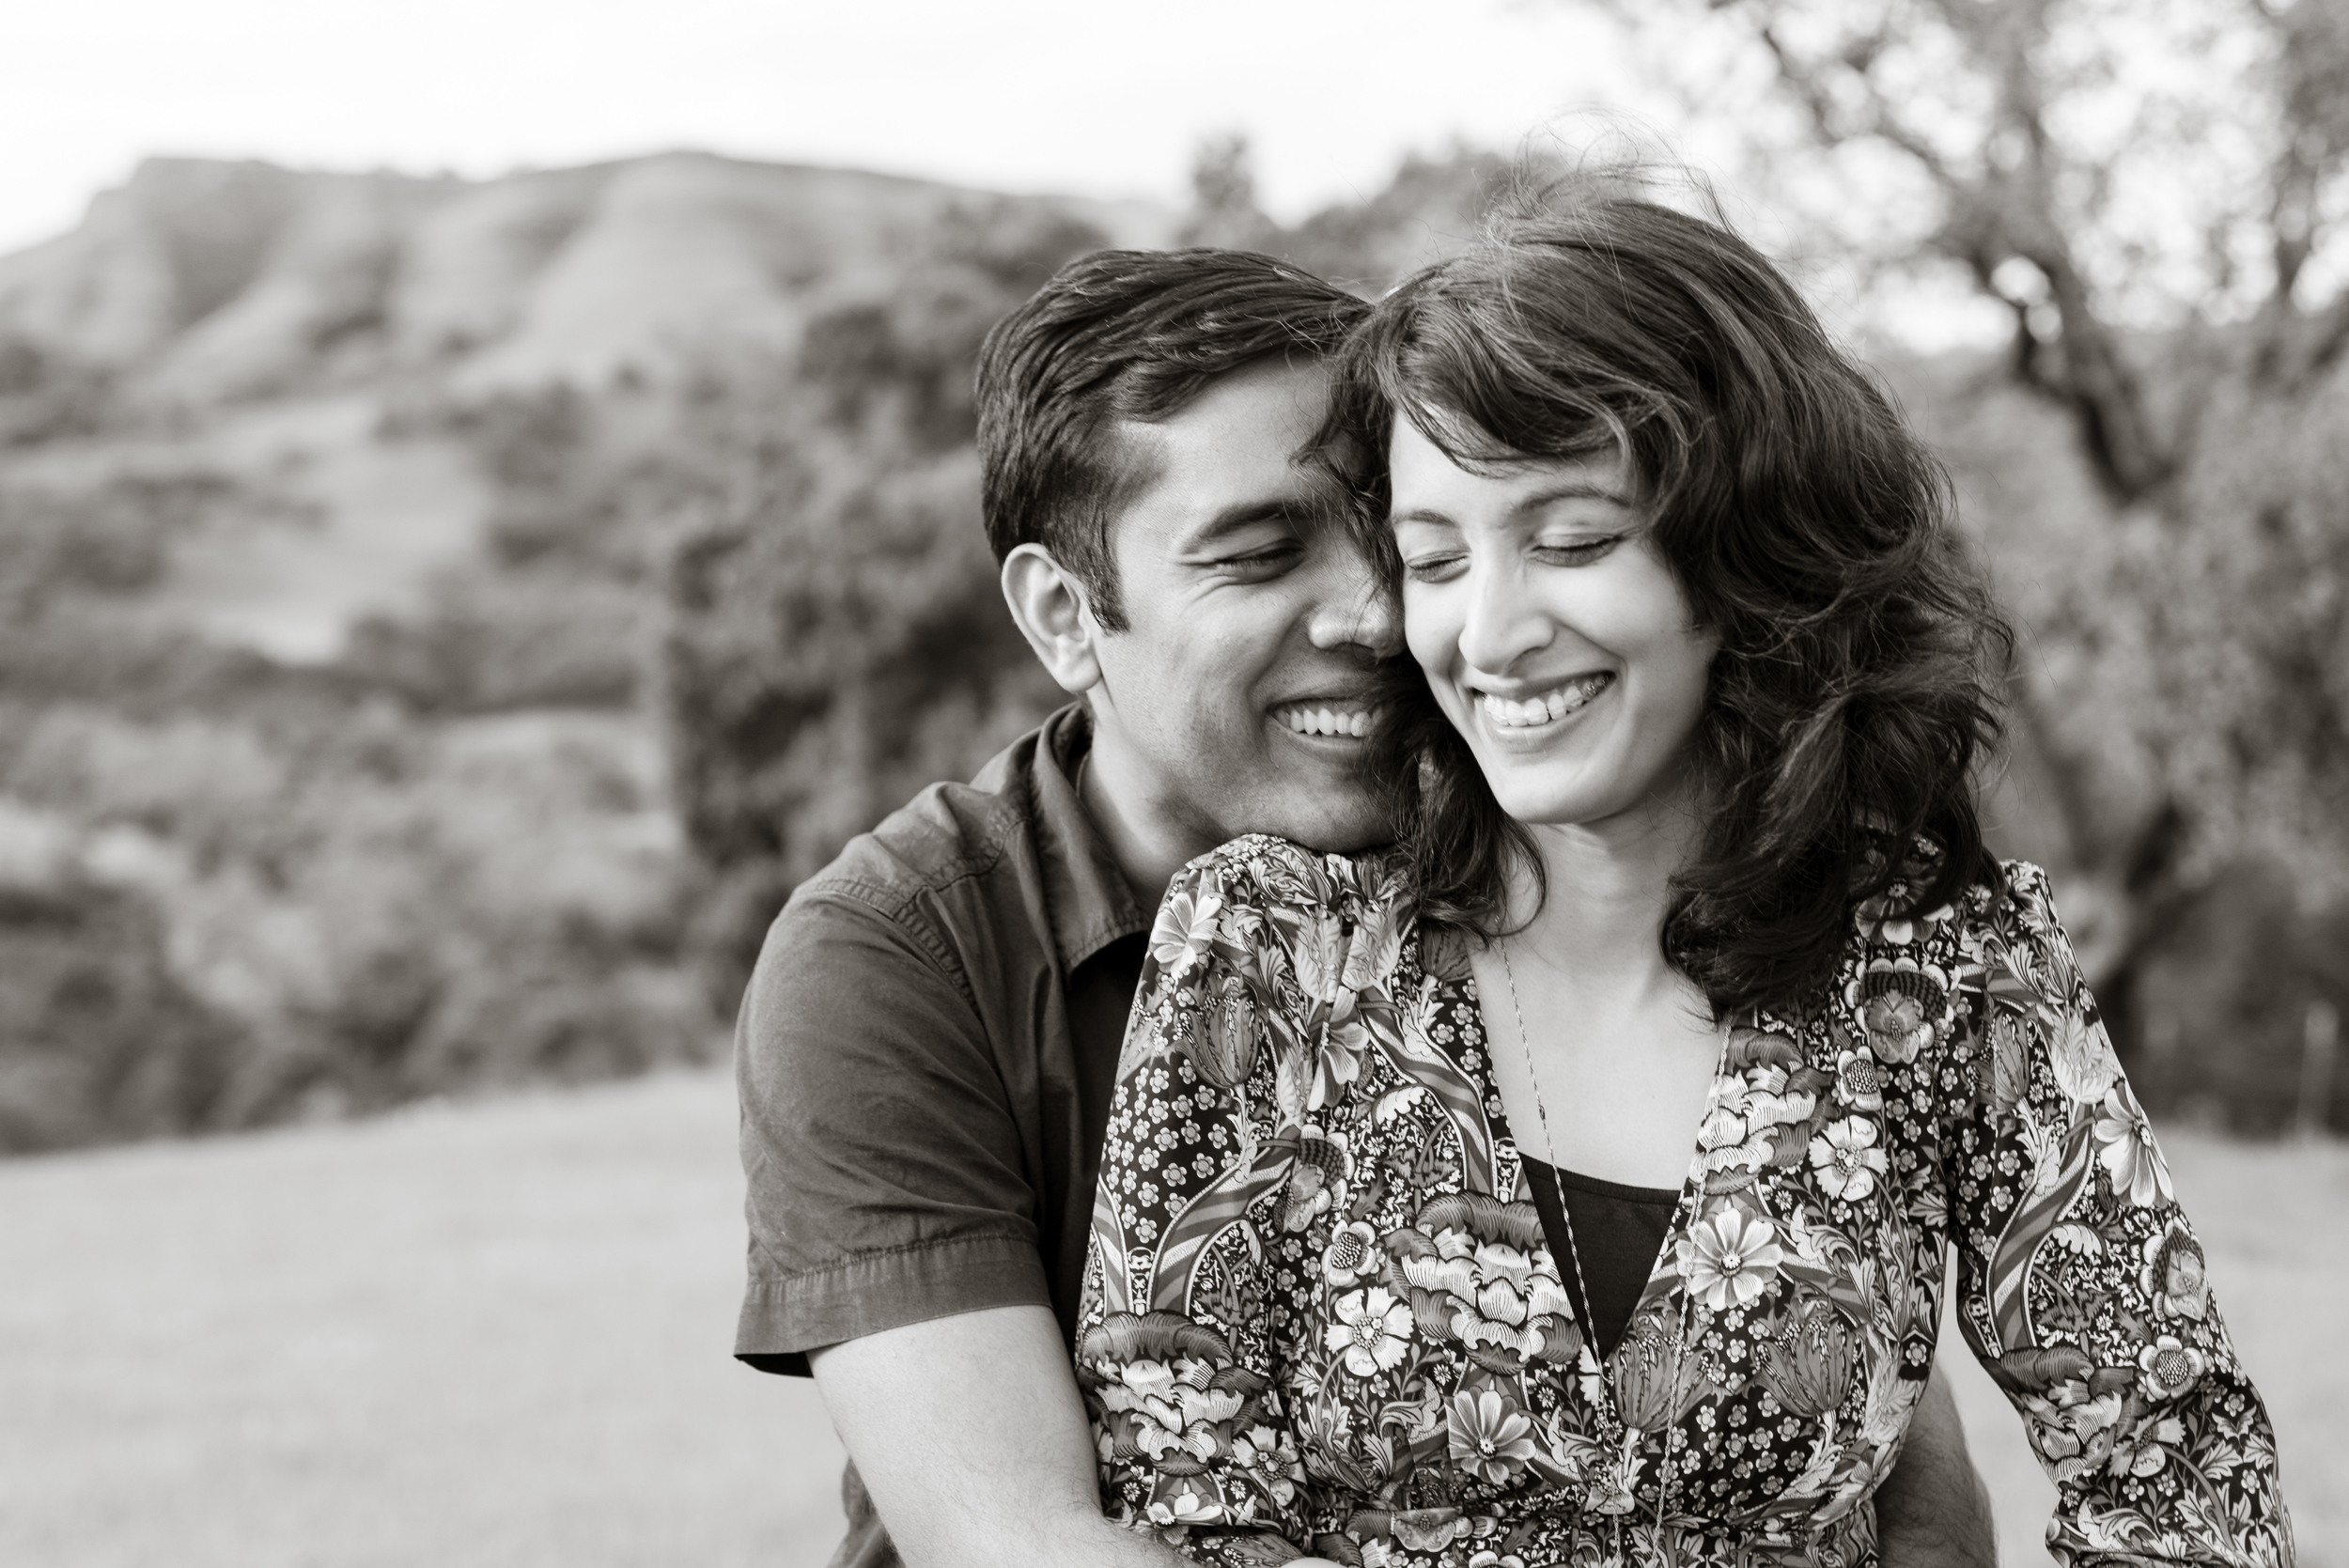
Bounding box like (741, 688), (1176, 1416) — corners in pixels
(1176, 133), (1284, 252)
(656, 199), (1101, 1002)
(1602, 0), (2349, 1089)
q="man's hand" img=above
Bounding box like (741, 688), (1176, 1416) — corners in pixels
(810, 1305), (1186, 1568)
(1875, 1366), (1998, 1567)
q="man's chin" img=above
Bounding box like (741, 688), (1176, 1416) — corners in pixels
(1250, 796), (1395, 855)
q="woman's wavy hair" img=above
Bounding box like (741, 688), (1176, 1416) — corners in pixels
(1331, 185), (2013, 1018)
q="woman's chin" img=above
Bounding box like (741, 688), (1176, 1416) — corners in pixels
(1484, 766), (1690, 831)
(1468, 743), (1607, 825)
(1486, 780), (1615, 829)
(1468, 730), (1707, 832)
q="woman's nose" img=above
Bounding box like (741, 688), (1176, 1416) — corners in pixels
(1455, 561), (1552, 676)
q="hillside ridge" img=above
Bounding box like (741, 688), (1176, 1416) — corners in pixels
(0, 151), (1173, 403)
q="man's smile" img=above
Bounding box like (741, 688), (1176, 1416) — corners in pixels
(1271, 697), (1377, 739)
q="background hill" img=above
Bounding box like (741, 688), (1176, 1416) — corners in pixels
(0, 150), (1174, 1151)
(0, 139), (2341, 1154)
(0, 152), (1169, 402)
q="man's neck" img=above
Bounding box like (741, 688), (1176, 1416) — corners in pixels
(1076, 722), (1211, 908)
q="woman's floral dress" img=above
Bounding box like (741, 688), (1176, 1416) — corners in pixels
(1075, 835), (2293, 1568)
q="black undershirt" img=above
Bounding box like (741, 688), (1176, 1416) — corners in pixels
(1518, 1156), (1682, 1359)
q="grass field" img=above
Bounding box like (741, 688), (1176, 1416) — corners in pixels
(3, 1067), (2338, 1566)
(0, 1070), (847, 1568)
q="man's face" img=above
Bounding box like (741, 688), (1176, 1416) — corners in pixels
(1085, 359), (1399, 864)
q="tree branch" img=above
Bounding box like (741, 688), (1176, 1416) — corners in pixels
(1733, 0), (2172, 500)
(1753, 16), (1965, 194)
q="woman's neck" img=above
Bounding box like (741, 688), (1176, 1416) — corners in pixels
(1510, 777), (1707, 995)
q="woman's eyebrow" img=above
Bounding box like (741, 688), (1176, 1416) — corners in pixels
(1511, 481), (1636, 515)
(1389, 483), (1632, 530)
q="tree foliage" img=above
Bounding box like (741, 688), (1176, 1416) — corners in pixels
(654, 200), (1102, 1001)
(1601, 0), (2349, 1118)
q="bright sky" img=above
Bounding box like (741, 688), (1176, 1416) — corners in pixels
(1, 0), (1664, 257)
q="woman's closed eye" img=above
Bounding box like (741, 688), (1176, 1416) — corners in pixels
(1400, 549), (1468, 583)
(1401, 536), (1623, 582)
(1532, 534), (1623, 567)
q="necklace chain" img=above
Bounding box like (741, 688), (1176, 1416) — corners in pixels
(1495, 941), (1602, 1361)
(1494, 939), (1735, 1546)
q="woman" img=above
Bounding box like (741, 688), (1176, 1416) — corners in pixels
(1072, 193), (2294, 1567)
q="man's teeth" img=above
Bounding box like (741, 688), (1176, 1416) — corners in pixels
(1280, 705), (1373, 738)
(1477, 674), (1614, 729)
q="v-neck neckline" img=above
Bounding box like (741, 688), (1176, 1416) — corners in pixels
(1455, 967), (1735, 1389)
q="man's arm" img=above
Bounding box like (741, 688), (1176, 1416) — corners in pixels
(1875, 1366), (1998, 1567)
(735, 883), (1119, 1562)
(811, 1306), (1184, 1568)
(736, 887), (1053, 1368)
(822, 1327), (1993, 1568)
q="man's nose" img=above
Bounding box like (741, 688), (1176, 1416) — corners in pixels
(1455, 560), (1551, 675)
(1307, 545), (1403, 659)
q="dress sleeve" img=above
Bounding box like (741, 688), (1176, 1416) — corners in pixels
(1946, 862), (2293, 1567)
(1076, 846), (1318, 1563)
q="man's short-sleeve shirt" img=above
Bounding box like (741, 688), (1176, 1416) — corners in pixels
(734, 703), (1149, 1375)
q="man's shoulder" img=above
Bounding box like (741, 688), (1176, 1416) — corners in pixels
(797, 777), (1028, 923)
(735, 724), (1057, 1051)
(755, 706), (1131, 1006)
(790, 722), (1055, 921)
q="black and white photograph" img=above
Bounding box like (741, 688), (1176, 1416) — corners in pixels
(1, 3), (2341, 1565)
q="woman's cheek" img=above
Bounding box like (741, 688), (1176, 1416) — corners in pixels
(1399, 594), (1444, 678)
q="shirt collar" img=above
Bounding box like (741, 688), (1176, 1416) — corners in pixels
(1018, 703), (1152, 972)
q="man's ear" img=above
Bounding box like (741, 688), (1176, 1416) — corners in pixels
(1001, 543), (1104, 696)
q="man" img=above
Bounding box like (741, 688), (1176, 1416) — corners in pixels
(734, 248), (1994, 1567)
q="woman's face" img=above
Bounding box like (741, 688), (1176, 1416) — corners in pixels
(1390, 418), (1719, 831)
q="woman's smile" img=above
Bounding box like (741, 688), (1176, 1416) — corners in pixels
(1471, 671), (1615, 732)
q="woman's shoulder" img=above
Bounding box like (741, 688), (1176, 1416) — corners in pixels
(1978, 856), (2064, 929)
(1149, 836), (1420, 1008)
(1901, 854), (2070, 954)
(1843, 840), (2059, 947)
(1820, 849), (2064, 1058)
(1174, 833), (1410, 919)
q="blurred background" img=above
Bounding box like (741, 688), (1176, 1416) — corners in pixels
(0, 1), (2342, 1563)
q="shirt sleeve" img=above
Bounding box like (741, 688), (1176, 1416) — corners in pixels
(1075, 847), (1317, 1562)
(735, 884), (1051, 1373)
(1946, 862), (2293, 1567)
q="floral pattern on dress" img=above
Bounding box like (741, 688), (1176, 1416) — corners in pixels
(1075, 836), (2294, 1568)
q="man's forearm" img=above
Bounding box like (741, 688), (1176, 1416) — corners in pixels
(1875, 1366), (1998, 1567)
(814, 1309), (1994, 1568)
(811, 1305), (1186, 1568)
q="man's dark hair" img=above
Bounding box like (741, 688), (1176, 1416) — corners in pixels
(975, 248), (1369, 630)
(1333, 189), (2013, 1019)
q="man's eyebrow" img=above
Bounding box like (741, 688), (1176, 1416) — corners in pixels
(1178, 497), (1322, 549)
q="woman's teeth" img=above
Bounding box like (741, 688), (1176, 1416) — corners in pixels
(1476, 673), (1613, 729)
(1280, 705), (1373, 738)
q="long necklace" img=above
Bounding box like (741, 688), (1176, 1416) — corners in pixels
(1495, 939), (1732, 1551)
(1495, 940), (1602, 1350)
